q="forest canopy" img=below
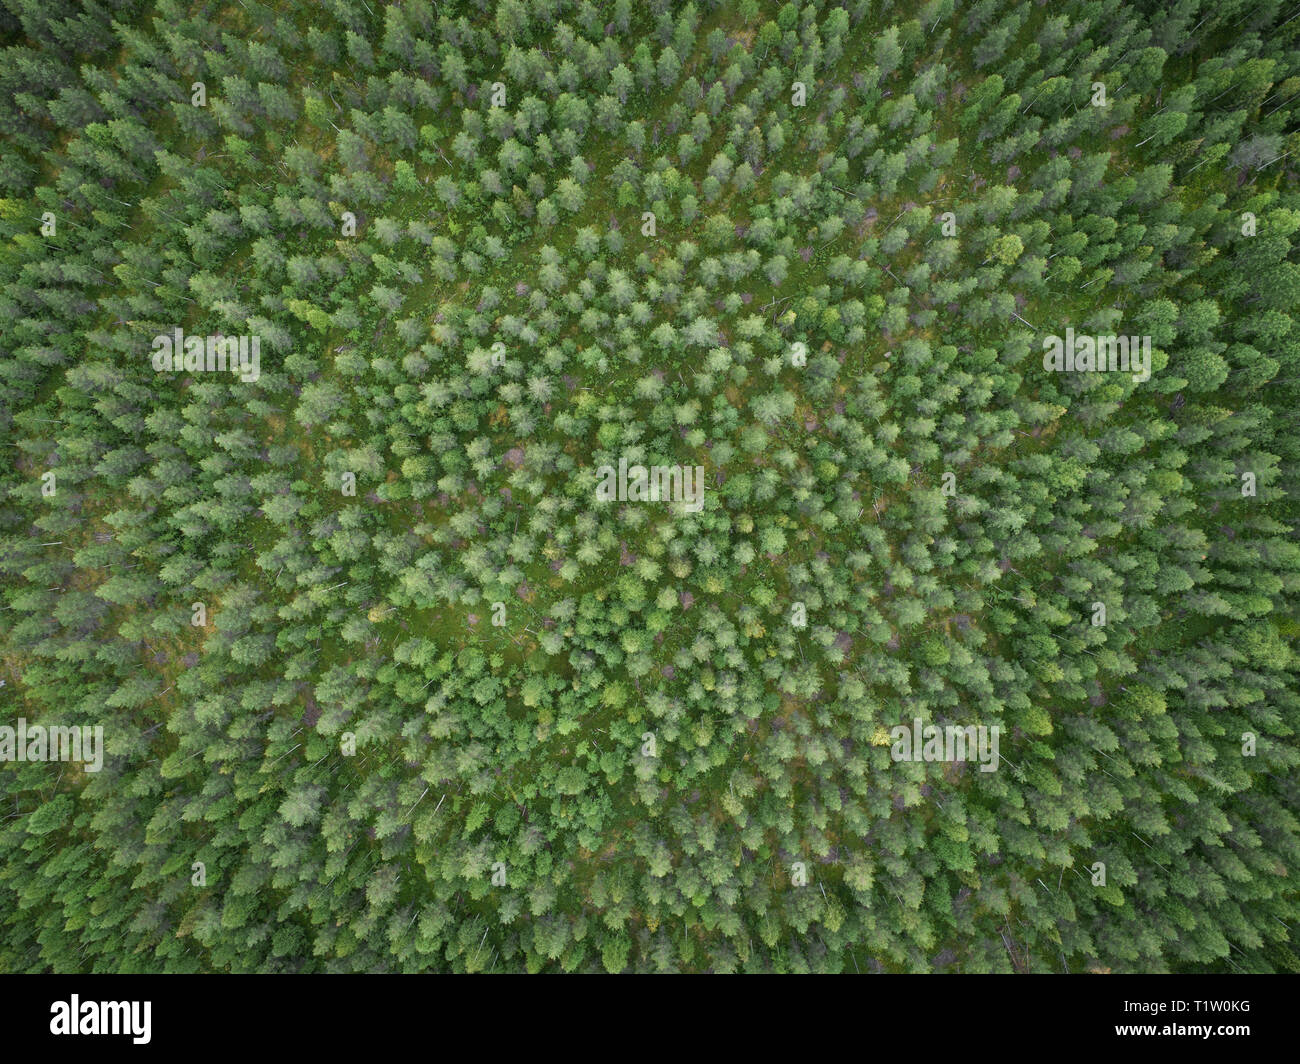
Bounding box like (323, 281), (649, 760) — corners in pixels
(1, 0), (1298, 974)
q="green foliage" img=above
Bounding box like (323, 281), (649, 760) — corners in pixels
(0, 0), (1298, 977)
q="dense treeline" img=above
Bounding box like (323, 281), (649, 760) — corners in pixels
(1, 0), (1298, 972)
